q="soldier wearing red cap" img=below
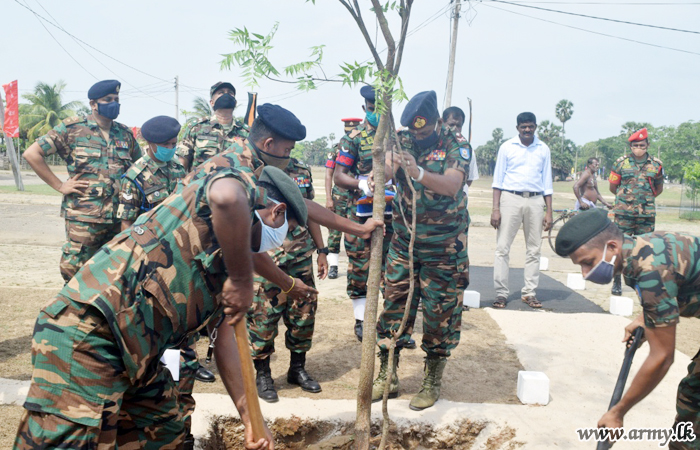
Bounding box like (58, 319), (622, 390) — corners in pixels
(608, 127), (664, 295)
(325, 118), (362, 278)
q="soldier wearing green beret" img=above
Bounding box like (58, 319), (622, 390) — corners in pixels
(176, 81), (249, 172)
(23, 79), (142, 282)
(556, 209), (700, 447)
(13, 165), (307, 450)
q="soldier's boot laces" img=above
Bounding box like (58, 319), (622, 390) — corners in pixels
(611, 274), (622, 296)
(372, 350), (400, 403)
(287, 352), (322, 393)
(254, 358), (279, 403)
(409, 355), (447, 411)
(328, 266), (339, 279)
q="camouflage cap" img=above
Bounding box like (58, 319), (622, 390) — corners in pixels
(555, 209), (611, 257)
(210, 81), (236, 98)
(258, 166), (308, 226)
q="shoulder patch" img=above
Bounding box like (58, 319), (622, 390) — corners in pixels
(455, 132), (467, 144)
(460, 147), (471, 161)
(349, 129), (362, 139)
(63, 116), (85, 127)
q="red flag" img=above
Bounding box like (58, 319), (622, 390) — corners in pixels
(3, 80), (19, 138)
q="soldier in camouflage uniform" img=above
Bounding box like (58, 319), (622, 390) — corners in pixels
(334, 86), (395, 342)
(372, 91), (471, 411)
(555, 208), (699, 449)
(23, 80), (141, 283)
(12, 164), (309, 450)
(325, 118), (361, 279)
(248, 157), (329, 403)
(608, 127), (664, 295)
(176, 81), (249, 172)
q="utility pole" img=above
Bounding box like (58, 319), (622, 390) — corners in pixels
(444, 0), (461, 110)
(174, 76), (179, 121)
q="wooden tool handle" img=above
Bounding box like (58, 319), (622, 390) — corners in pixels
(234, 320), (266, 442)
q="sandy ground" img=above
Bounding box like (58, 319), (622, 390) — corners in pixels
(1, 168), (700, 449)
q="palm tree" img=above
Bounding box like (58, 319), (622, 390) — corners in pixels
(19, 81), (86, 142)
(555, 99), (574, 174)
(192, 96), (211, 117)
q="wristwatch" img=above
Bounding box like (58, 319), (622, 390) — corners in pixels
(317, 247), (329, 255)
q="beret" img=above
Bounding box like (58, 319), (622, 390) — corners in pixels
(210, 81), (236, 98)
(258, 166), (308, 226)
(400, 91), (439, 129)
(257, 103), (306, 141)
(342, 117), (362, 131)
(141, 116), (181, 144)
(360, 85), (376, 102)
(628, 127), (648, 142)
(88, 80), (120, 100)
(554, 209), (611, 257)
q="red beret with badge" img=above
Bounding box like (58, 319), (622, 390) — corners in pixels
(341, 117), (363, 132)
(628, 128), (648, 142)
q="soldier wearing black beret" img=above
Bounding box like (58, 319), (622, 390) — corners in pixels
(23, 79), (141, 282)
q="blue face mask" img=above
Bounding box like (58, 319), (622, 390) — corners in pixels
(366, 110), (380, 128)
(585, 244), (617, 285)
(154, 145), (176, 162)
(97, 101), (120, 120)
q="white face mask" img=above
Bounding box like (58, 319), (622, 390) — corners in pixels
(254, 204), (288, 253)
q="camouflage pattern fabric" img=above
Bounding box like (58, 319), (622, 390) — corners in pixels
(325, 146), (350, 254)
(621, 233), (700, 328)
(37, 114), (142, 223)
(671, 350), (700, 449)
(117, 153), (187, 221)
(377, 125), (470, 356)
(181, 139), (264, 187)
(248, 158), (318, 359)
(336, 122), (394, 299)
(176, 116), (249, 172)
(614, 213), (655, 236)
(60, 220), (121, 282)
(609, 153), (663, 218)
(15, 166), (264, 448)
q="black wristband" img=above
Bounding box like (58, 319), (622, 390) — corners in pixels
(317, 247), (329, 255)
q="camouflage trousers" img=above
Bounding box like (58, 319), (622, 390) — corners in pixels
(669, 349), (700, 449)
(377, 233), (469, 357)
(61, 219), (121, 283)
(178, 342), (200, 435)
(344, 209), (394, 299)
(328, 186), (350, 254)
(614, 214), (655, 236)
(15, 299), (185, 450)
(247, 253), (317, 359)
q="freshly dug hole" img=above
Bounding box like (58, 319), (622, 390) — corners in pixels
(200, 415), (521, 449)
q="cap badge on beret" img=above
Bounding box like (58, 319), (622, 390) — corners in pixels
(628, 128), (648, 142)
(413, 117), (427, 129)
(115, 85), (120, 94)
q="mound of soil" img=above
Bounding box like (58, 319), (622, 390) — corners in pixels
(200, 416), (522, 450)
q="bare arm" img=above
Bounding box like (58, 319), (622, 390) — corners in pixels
(609, 183), (619, 195)
(490, 188), (503, 229)
(594, 180), (612, 207)
(334, 164), (360, 191)
(543, 194), (553, 231)
(324, 168), (334, 209)
(307, 219), (328, 280)
(24, 142), (88, 195)
(305, 199), (381, 239)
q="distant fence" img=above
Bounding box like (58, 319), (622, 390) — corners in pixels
(0, 153), (65, 170)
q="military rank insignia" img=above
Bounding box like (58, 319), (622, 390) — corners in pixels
(294, 176), (311, 188)
(426, 149), (446, 161)
(115, 140), (129, 149)
(459, 147), (471, 160)
(412, 116), (427, 129)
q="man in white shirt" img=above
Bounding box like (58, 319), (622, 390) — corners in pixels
(490, 112), (553, 309)
(442, 107), (479, 195)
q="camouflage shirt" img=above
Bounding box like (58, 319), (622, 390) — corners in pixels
(176, 115), (249, 172)
(622, 232), (700, 328)
(609, 153), (663, 217)
(267, 158), (316, 266)
(58, 165), (264, 382)
(37, 114), (142, 223)
(182, 138), (264, 188)
(393, 125), (470, 246)
(116, 153), (187, 221)
(336, 122), (379, 203)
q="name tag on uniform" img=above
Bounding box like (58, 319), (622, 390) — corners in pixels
(294, 176), (311, 187)
(426, 149), (446, 161)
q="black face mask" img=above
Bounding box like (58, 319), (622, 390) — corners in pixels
(415, 130), (439, 150)
(213, 93), (237, 111)
(251, 142), (291, 170)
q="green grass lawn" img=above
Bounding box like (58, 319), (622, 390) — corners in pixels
(0, 184), (61, 196)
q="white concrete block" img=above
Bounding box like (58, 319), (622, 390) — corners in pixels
(566, 273), (586, 290)
(463, 290), (481, 308)
(610, 296), (634, 316)
(161, 349), (180, 381)
(539, 257), (549, 271)
(517, 371), (550, 405)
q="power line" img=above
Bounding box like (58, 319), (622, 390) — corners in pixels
(481, 2), (700, 56)
(491, 0), (700, 34)
(504, 1), (700, 4)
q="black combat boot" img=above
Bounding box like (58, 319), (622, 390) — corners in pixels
(354, 319), (363, 342)
(611, 274), (622, 296)
(183, 433), (195, 450)
(328, 266), (339, 279)
(254, 358), (278, 403)
(195, 365), (216, 383)
(287, 352), (322, 393)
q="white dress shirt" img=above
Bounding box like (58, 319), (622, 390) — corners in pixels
(491, 135), (553, 196)
(462, 149), (480, 195)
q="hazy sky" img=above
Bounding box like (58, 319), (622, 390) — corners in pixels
(3, 0), (699, 148)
